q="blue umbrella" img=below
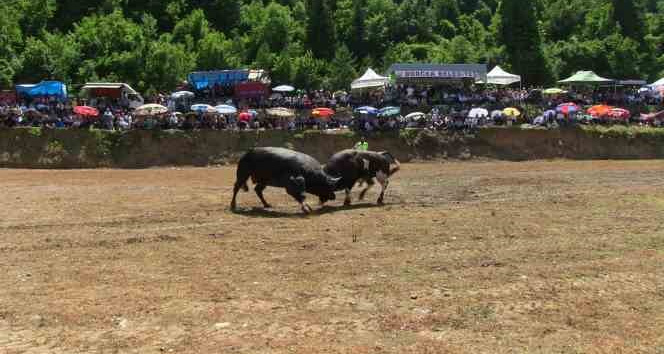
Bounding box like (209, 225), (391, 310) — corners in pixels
(378, 106), (400, 117)
(215, 105), (237, 114)
(191, 104), (215, 113)
(354, 106), (379, 115)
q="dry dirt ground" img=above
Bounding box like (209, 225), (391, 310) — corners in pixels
(1, 160), (664, 353)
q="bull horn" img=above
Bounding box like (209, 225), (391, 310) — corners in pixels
(328, 176), (342, 185)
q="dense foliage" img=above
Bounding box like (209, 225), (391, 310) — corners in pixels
(1, 0), (662, 92)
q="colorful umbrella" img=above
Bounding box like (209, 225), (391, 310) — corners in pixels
(134, 104), (168, 116)
(73, 106), (99, 117)
(378, 106), (401, 117)
(354, 106), (379, 115)
(502, 107), (521, 117)
(607, 108), (631, 120)
(587, 105), (613, 117)
(556, 103), (580, 115)
(215, 105), (237, 114)
(312, 107), (335, 118)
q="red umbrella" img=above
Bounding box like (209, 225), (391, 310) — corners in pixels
(238, 112), (252, 122)
(607, 108), (631, 120)
(73, 106), (99, 117)
(312, 107), (335, 119)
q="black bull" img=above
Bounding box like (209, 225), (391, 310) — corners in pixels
(324, 149), (400, 205)
(230, 147), (340, 213)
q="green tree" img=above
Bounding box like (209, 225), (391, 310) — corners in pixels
(497, 0), (550, 84)
(172, 9), (210, 50)
(348, 0), (368, 58)
(142, 38), (194, 92)
(293, 51), (325, 89)
(328, 45), (357, 90)
(305, 0), (336, 59)
(611, 0), (645, 41)
(197, 31), (241, 70)
(0, 3), (23, 87)
(18, 33), (81, 83)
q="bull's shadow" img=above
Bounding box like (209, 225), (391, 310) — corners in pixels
(231, 202), (387, 218)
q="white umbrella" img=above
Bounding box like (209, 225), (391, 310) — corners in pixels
(491, 110), (503, 118)
(215, 105), (237, 114)
(171, 91), (194, 99)
(134, 104), (168, 116)
(468, 108), (489, 118)
(273, 85), (295, 93)
(405, 112), (427, 121)
(191, 104), (216, 113)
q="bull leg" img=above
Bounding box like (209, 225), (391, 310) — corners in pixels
(359, 179), (375, 201)
(230, 178), (250, 210)
(376, 171), (389, 205)
(254, 184), (272, 209)
(344, 189), (352, 206)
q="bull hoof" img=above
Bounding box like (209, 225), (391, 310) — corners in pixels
(263, 204), (273, 209)
(377, 199), (385, 205)
(301, 203), (313, 214)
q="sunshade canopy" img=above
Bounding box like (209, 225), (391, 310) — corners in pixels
(16, 81), (67, 99)
(558, 71), (613, 84)
(485, 66), (521, 85)
(351, 68), (389, 90)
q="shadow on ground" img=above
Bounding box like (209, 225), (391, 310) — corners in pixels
(231, 203), (388, 218)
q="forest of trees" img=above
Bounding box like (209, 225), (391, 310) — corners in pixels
(0, 0), (662, 94)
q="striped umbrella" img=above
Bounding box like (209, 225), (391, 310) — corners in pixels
(556, 103), (580, 115)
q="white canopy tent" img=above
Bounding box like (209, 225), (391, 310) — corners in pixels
(483, 66), (521, 85)
(351, 68), (389, 90)
(650, 77), (664, 88)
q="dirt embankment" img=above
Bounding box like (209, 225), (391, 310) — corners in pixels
(2, 127), (664, 168)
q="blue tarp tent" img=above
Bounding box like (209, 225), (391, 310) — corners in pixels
(16, 81), (67, 100)
(188, 70), (250, 90)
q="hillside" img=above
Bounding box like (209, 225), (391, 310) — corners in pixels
(0, 0), (662, 93)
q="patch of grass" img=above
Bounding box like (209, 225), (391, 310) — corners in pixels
(27, 126), (42, 137)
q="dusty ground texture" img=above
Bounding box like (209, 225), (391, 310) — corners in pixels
(1, 161), (664, 353)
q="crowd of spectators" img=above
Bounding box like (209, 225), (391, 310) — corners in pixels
(1, 84), (662, 133)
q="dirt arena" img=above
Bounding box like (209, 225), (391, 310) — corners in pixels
(2, 160), (664, 353)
